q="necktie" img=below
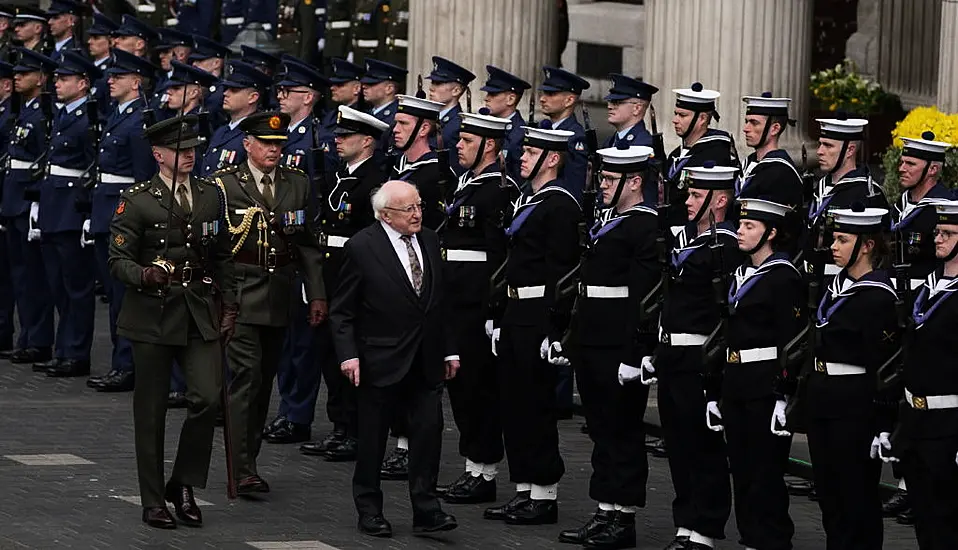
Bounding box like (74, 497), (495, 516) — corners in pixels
(261, 174), (274, 208)
(400, 235), (423, 295)
(176, 183), (191, 215)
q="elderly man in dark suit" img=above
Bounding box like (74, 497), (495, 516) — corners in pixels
(330, 179), (460, 538)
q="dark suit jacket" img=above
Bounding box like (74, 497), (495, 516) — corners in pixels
(330, 223), (454, 388)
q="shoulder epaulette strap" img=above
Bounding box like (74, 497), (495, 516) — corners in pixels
(280, 164), (306, 176)
(122, 181), (151, 196)
(213, 164), (240, 176)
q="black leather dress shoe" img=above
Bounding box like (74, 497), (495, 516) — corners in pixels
(413, 510), (458, 534)
(505, 498), (558, 525)
(484, 491), (531, 520)
(437, 471), (472, 496)
(262, 415), (287, 437)
(32, 358), (60, 373)
(164, 483), (202, 527)
(86, 372), (111, 388)
(443, 475), (496, 504)
(168, 391), (187, 408)
(97, 370), (134, 392)
(684, 543), (713, 550)
(0, 347), (18, 360)
(882, 488), (910, 517)
(380, 448), (408, 480)
(142, 506), (177, 529)
(558, 509), (614, 544)
(302, 428), (346, 456)
(47, 359), (91, 378)
(357, 514), (392, 538)
(662, 536), (690, 550)
(263, 419), (311, 444)
(236, 474), (270, 496)
(324, 437), (357, 462)
(897, 506), (916, 526)
(583, 511), (636, 549)
(10, 347), (51, 364)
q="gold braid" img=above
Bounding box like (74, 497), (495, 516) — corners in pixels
(215, 176), (269, 257)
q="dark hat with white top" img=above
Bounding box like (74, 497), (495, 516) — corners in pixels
(522, 126), (574, 151)
(335, 105), (391, 138)
(743, 92), (791, 117)
(817, 116), (868, 141)
(684, 161), (737, 190)
(598, 145), (654, 173)
(902, 131), (952, 163)
(396, 94), (443, 120)
(459, 111), (512, 138)
(831, 203), (887, 234)
(935, 200), (958, 224)
(674, 82), (721, 113)
(738, 198), (791, 223)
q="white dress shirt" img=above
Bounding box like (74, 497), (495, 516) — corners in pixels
(380, 220), (423, 287)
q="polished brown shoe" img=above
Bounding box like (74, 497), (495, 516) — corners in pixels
(164, 483), (202, 527)
(142, 506), (176, 529)
(236, 474), (270, 497)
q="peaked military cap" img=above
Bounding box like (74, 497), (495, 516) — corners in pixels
(481, 65), (531, 94)
(46, 0), (88, 16)
(361, 58), (407, 84)
(13, 6), (46, 23)
(112, 15), (159, 43)
(0, 4), (14, 19)
(604, 74), (657, 102)
(106, 49), (158, 77)
(156, 28), (194, 52)
(277, 58), (330, 90)
(241, 45), (282, 73)
(222, 60), (273, 91)
(426, 56), (475, 85)
(88, 12), (119, 36)
(240, 111), (290, 141)
(166, 60), (218, 88)
(13, 48), (57, 73)
(55, 51), (103, 80)
(539, 66), (590, 95)
(329, 57), (364, 84)
(144, 114), (205, 150)
(188, 35), (232, 62)
(0, 61), (13, 79)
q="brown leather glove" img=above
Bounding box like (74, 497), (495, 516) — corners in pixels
(141, 266), (170, 288)
(220, 303), (239, 341)
(308, 299), (328, 327)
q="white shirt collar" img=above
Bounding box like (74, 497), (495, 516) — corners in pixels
(117, 98), (138, 113)
(347, 155), (372, 174)
(380, 220), (410, 241)
(64, 96), (87, 113)
(289, 116), (308, 132)
(550, 116), (569, 130)
(229, 115), (249, 131)
(439, 104), (457, 120)
(55, 36), (72, 51)
(94, 56), (109, 68)
(372, 101), (393, 116)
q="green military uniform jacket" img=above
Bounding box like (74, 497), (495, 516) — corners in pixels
(109, 174), (237, 345)
(213, 161), (325, 327)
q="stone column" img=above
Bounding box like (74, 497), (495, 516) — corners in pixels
(407, 0), (557, 105)
(877, 0), (941, 109)
(644, 0), (814, 156)
(937, 0), (958, 113)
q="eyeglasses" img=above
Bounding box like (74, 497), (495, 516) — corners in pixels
(934, 228), (958, 240)
(384, 201), (425, 214)
(276, 88), (311, 98)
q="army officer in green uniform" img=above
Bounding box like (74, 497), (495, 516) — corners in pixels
(213, 111), (328, 496)
(109, 115), (238, 530)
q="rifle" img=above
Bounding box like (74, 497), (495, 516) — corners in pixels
(579, 100), (600, 235)
(701, 210), (730, 372)
(639, 103), (671, 323)
(82, 98), (100, 190)
(488, 153), (517, 315)
(465, 85), (472, 113)
(528, 89), (535, 126)
(309, 113), (327, 227)
(29, 91), (55, 182)
(876, 228), (912, 390)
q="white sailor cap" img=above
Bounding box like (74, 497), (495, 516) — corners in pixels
(901, 131), (952, 163)
(684, 161), (738, 190)
(674, 82), (721, 113)
(817, 117), (868, 141)
(738, 198), (791, 223)
(396, 94), (444, 121)
(742, 92), (792, 117)
(522, 126), (574, 151)
(335, 105), (391, 138)
(598, 145), (654, 173)
(460, 111), (513, 138)
(935, 200), (958, 224)
(831, 205), (887, 234)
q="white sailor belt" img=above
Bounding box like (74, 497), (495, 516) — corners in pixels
(442, 249), (487, 262)
(726, 347), (777, 364)
(321, 234), (349, 248)
(99, 172), (136, 185)
(814, 359), (866, 376)
(658, 327), (707, 347)
(905, 388), (958, 410)
(579, 284), (629, 299)
(507, 285), (546, 300)
(48, 164), (87, 178)
(9, 159), (36, 171)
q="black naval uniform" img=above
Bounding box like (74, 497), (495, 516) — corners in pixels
(395, 150), (447, 231)
(719, 252), (804, 550)
(736, 150), (803, 208)
(440, 163), (516, 500)
(892, 183), (953, 285)
(806, 270), (898, 550)
(664, 129), (736, 225)
(657, 220), (741, 540)
(901, 269), (958, 550)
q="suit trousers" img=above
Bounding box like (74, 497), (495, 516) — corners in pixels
(806, 415), (883, 550)
(576, 346), (649, 506)
(318, 320), (358, 435)
(227, 322), (287, 480)
(94, 233), (134, 372)
(498, 322), (565, 486)
(353, 361), (444, 518)
(446, 313), (503, 465)
(41, 231), (95, 360)
(657, 347), (731, 539)
(276, 297), (321, 426)
(723, 396), (795, 550)
(131, 320), (221, 508)
(7, 215), (53, 348)
(904, 436), (958, 550)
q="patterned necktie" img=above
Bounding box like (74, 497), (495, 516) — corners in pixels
(261, 174), (274, 208)
(400, 234), (423, 295)
(176, 183), (191, 215)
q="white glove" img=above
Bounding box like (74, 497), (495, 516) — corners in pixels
(706, 401), (723, 432)
(639, 355), (657, 385)
(484, 319), (494, 339)
(955, 450), (957, 467)
(771, 399), (791, 436)
(29, 201), (39, 225)
(546, 340), (570, 367)
(539, 337), (550, 359)
(617, 363), (641, 385)
(27, 202), (41, 241)
(873, 432), (898, 462)
(80, 219), (93, 248)
(491, 328), (501, 357)
(302, 283), (308, 304)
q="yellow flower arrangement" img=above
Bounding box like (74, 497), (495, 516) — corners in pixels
(810, 59), (895, 115)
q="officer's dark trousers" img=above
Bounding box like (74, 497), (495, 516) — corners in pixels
(447, 313), (503, 465)
(94, 233), (134, 373)
(723, 396), (794, 550)
(227, 322), (286, 480)
(657, 347), (731, 539)
(276, 293), (321, 426)
(576, 346), (649, 506)
(353, 358), (444, 518)
(0, 234), (16, 347)
(131, 319), (220, 508)
(903, 436), (958, 550)
(498, 322), (565, 485)
(41, 231), (95, 361)
(318, 319), (358, 435)
(7, 215), (54, 349)
(806, 415), (883, 550)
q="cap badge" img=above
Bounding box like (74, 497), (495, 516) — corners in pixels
(268, 115), (282, 130)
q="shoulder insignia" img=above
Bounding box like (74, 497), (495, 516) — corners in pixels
(113, 234), (126, 246)
(122, 181), (151, 196)
(115, 200), (126, 215)
(213, 164), (240, 176)
(281, 164), (307, 176)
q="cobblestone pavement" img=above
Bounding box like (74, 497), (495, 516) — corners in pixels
(0, 305), (919, 549)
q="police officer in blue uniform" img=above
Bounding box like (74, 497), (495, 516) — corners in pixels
(0, 61), (17, 354)
(480, 65), (530, 182)
(35, 51), (101, 377)
(154, 29), (195, 87)
(602, 74), (657, 205)
(426, 56), (475, 176)
(188, 35), (231, 129)
(322, 57), (365, 131)
(538, 65), (590, 202)
(361, 57), (405, 159)
(44, 0), (85, 63)
(86, 13), (118, 121)
(199, 61), (272, 177)
(174, 0), (216, 39)
(276, 58), (335, 177)
(85, 49), (157, 392)
(240, 46), (281, 110)
(5, 48), (57, 366)
(166, 60), (217, 119)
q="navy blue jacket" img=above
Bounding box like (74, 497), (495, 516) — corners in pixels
(39, 99), (95, 232)
(4, 97), (50, 218)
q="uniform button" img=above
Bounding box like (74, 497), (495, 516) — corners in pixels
(160, 239), (165, 243)
(186, 243), (191, 248)
(106, 132), (111, 136)
(68, 182), (73, 187)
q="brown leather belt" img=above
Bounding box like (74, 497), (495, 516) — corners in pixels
(233, 249), (295, 269)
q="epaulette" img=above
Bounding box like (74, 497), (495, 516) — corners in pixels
(122, 181), (152, 196)
(213, 164), (240, 177)
(197, 176), (216, 187)
(280, 164), (307, 176)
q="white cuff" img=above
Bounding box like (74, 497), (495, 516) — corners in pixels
(444, 355), (460, 361)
